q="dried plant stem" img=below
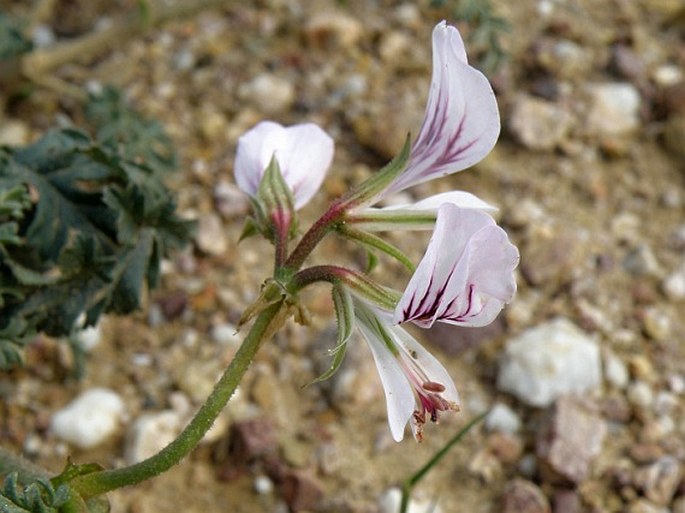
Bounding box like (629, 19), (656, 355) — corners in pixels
(4, 0), (231, 95)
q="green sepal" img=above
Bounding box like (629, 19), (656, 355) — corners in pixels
(257, 156), (298, 240)
(237, 216), (259, 242)
(339, 225), (415, 273)
(338, 134), (411, 209)
(306, 283), (354, 386)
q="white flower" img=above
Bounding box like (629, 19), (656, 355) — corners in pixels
(234, 121), (334, 209)
(380, 21), (500, 200)
(355, 303), (460, 442)
(395, 203), (519, 328)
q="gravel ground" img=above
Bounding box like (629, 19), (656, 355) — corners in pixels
(1, 0), (685, 512)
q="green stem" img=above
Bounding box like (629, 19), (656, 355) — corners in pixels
(70, 301), (286, 500)
(399, 411), (488, 513)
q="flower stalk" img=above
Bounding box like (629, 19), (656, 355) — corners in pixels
(69, 301), (287, 500)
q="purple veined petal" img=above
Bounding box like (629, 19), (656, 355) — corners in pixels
(394, 203), (519, 328)
(356, 304), (460, 442)
(381, 21), (501, 198)
(378, 191), (497, 212)
(234, 121), (334, 209)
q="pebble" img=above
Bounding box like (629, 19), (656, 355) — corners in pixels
(604, 351), (630, 389)
(125, 409), (183, 464)
(74, 323), (102, 352)
(485, 402), (522, 434)
(379, 487), (443, 513)
(508, 94), (574, 151)
(497, 318), (602, 407)
(536, 396), (607, 484)
(303, 11), (364, 49)
(633, 456), (682, 506)
(228, 417), (277, 464)
(210, 322), (241, 346)
(623, 245), (663, 277)
(628, 385), (655, 420)
(553, 490), (581, 513)
(501, 479), (550, 513)
(254, 475), (274, 495)
(627, 499), (669, 513)
(585, 82), (641, 137)
(196, 213), (228, 256)
(214, 181), (250, 219)
(662, 263), (685, 299)
(51, 388), (125, 449)
(280, 469), (325, 513)
(0, 119), (30, 146)
(238, 73), (295, 114)
(641, 307), (672, 341)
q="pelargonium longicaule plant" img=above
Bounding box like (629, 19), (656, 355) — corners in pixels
(28, 20), (518, 507)
(233, 20), (519, 442)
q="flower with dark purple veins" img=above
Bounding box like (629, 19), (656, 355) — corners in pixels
(379, 20), (501, 201)
(395, 202), (519, 328)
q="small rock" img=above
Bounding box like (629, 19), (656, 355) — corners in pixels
(210, 322), (240, 346)
(604, 351), (629, 389)
(553, 490), (581, 513)
(254, 474), (274, 495)
(281, 470), (324, 513)
(238, 73), (295, 115)
(497, 318), (602, 407)
(662, 264), (685, 300)
(125, 410), (183, 464)
(0, 120), (30, 146)
(379, 487), (443, 513)
(303, 11), (364, 49)
(508, 94), (574, 150)
(623, 245), (663, 277)
(51, 388), (125, 449)
(214, 181), (249, 219)
(196, 213), (228, 256)
(627, 499), (669, 513)
(74, 323), (102, 352)
(627, 381), (654, 410)
(634, 456), (682, 506)
(585, 82), (641, 137)
(488, 432), (524, 464)
(157, 290), (188, 320)
(641, 308), (672, 341)
(536, 396), (607, 484)
(502, 479), (551, 513)
(228, 418), (277, 464)
(485, 403), (522, 434)
(469, 448), (503, 482)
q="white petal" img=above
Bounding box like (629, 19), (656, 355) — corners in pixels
(395, 203), (517, 328)
(393, 326), (460, 407)
(277, 123), (335, 209)
(234, 121), (334, 209)
(383, 22), (500, 197)
(234, 120), (283, 197)
(380, 191), (497, 212)
(356, 308), (414, 442)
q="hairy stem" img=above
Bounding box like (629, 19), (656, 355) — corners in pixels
(70, 300), (286, 499)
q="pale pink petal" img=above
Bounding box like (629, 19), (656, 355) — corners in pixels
(356, 305), (461, 442)
(382, 21), (500, 198)
(395, 203), (518, 328)
(356, 310), (415, 442)
(234, 121), (334, 209)
(379, 191), (497, 212)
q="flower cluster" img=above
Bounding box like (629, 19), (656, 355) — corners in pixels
(233, 21), (519, 442)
